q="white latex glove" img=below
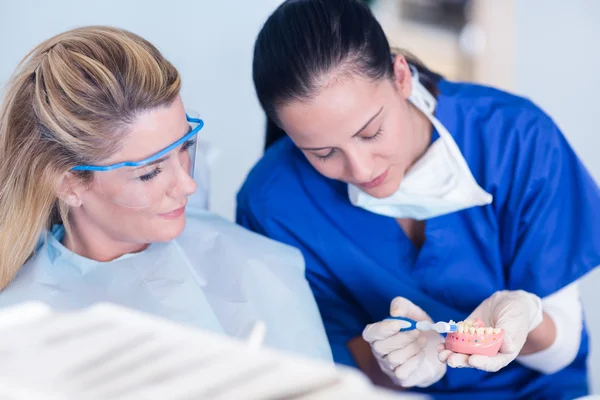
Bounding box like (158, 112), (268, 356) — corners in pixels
(438, 290), (543, 372)
(362, 297), (446, 388)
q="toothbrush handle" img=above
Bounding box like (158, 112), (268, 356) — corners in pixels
(386, 316), (417, 332)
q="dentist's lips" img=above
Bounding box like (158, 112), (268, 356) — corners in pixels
(159, 206), (186, 219)
(358, 169), (389, 189)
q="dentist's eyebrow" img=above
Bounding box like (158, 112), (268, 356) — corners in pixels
(300, 106), (384, 151)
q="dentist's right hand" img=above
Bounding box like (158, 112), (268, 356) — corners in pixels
(362, 297), (447, 388)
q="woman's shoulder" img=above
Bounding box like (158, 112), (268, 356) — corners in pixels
(0, 237), (55, 308)
(438, 79), (556, 130)
(437, 79), (566, 170)
(439, 79), (536, 109)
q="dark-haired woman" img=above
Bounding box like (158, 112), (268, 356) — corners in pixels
(237, 0), (600, 398)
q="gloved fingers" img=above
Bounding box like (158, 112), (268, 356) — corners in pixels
(466, 354), (492, 371)
(437, 349), (453, 363)
(464, 332), (519, 372)
(385, 335), (427, 369)
(414, 358), (447, 388)
(464, 300), (492, 327)
(498, 330), (517, 354)
(446, 352), (470, 368)
(390, 297), (431, 321)
(375, 356), (396, 377)
(401, 359), (433, 388)
(371, 329), (420, 357)
(467, 352), (514, 372)
(436, 343), (446, 353)
(405, 354), (446, 388)
(363, 319), (412, 343)
(392, 351), (426, 386)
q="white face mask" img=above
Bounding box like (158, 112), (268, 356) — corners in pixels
(347, 66), (492, 220)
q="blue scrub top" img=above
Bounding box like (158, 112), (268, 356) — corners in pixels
(237, 79), (600, 399)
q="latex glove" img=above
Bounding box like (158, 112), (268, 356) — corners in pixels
(438, 290), (543, 372)
(363, 297), (446, 388)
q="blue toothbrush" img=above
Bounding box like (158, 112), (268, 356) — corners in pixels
(388, 316), (457, 333)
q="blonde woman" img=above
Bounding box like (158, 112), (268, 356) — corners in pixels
(0, 26), (332, 362)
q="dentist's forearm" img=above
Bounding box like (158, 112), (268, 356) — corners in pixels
(520, 312), (556, 355)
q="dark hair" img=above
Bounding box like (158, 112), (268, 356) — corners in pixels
(253, 0), (443, 150)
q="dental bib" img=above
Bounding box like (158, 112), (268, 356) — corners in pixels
(347, 67), (493, 220)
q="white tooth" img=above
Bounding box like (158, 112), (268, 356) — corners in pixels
(485, 327), (493, 335)
(469, 327), (476, 335)
(458, 325), (464, 333)
(493, 328), (501, 334)
(477, 328), (484, 335)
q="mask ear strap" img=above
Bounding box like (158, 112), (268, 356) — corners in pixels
(408, 64), (437, 115)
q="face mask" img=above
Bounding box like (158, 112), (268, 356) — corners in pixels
(347, 66), (492, 220)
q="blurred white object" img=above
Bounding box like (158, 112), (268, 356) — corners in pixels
(0, 301), (51, 329)
(0, 302), (429, 400)
(458, 22), (486, 57)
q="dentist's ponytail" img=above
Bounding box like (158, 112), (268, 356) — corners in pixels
(253, 0), (443, 151)
(264, 118), (285, 151)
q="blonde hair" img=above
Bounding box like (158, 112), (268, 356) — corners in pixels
(0, 26), (181, 289)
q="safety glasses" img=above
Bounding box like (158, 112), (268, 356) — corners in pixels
(72, 111), (204, 208)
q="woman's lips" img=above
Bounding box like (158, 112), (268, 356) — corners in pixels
(159, 206), (185, 219)
(358, 168), (389, 189)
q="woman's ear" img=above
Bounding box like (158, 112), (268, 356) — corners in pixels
(392, 54), (413, 99)
(56, 172), (84, 208)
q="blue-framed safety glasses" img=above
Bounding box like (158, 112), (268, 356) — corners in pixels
(72, 111), (204, 208)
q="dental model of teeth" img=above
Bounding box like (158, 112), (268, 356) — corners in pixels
(444, 318), (504, 356)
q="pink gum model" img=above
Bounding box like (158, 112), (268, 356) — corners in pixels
(445, 318), (504, 356)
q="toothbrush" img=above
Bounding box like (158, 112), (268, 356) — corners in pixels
(388, 316), (457, 334)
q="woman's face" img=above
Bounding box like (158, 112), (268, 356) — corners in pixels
(277, 56), (430, 199)
(69, 96), (198, 247)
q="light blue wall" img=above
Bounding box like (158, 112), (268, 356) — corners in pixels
(0, 0), (281, 221)
(515, 0), (600, 392)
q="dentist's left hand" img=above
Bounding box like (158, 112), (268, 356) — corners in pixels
(437, 290), (543, 372)
(362, 297), (446, 388)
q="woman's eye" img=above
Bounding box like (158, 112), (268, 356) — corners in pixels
(363, 128), (383, 141)
(181, 139), (196, 151)
(315, 149), (336, 161)
(139, 167), (162, 182)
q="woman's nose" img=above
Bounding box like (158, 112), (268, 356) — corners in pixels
(346, 149), (374, 183)
(179, 170), (198, 197)
(168, 159), (198, 198)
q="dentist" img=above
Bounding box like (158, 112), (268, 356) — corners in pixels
(237, 0), (600, 398)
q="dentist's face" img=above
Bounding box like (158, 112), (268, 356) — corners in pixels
(276, 57), (430, 198)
